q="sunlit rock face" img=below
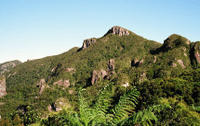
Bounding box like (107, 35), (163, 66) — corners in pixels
(105, 26), (130, 36)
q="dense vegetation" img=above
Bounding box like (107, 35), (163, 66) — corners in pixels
(0, 26), (199, 125)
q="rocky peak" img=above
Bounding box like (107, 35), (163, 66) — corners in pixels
(105, 26), (130, 36)
(81, 38), (97, 50)
(162, 34), (190, 50)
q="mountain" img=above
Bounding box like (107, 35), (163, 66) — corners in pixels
(0, 26), (199, 125)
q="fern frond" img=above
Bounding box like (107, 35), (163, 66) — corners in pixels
(112, 87), (140, 124)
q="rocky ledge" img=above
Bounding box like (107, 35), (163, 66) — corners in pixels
(81, 38), (97, 50)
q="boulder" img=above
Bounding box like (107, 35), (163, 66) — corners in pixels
(0, 76), (7, 97)
(65, 67), (76, 73)
(81, 38), (97, 49)
(37, 79), (47, 95)
(91, 69), (108, 85)
(177, 59), (186, 69)
(105, 26), (130, 36)
(48, 98), (71, 112)
(54, 79), (70, 88)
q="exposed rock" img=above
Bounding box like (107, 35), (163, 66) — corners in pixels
(153, 56), (157, 63)
(91, 69), (108, 85)
(51, 63), (62, 77)
(54, 79), (70, 88)
(139, 72), (147, 83)
(65, 67), (76, 73)
(48, 104), (53, 112)
(177, 59), (186, 68)
(37, 79), (47, 95)
(195, 51), (200, 64)
(0, 76), (7, 97)
(184, 53), (187, 56)
(172, 62), (177, 67)
(68, 89), (74, 94)
(49, 98), (71, 112)
(105, 26), (130, 36)
(193, 42), (200, 64)
(81, 38), (97, 49)
(0, 60), (21, 75)
(108, 59), (115, 71)
(131, 58), (144, 67)
(121, 82), (129, 88)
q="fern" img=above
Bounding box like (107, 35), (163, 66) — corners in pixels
(111, 87), (140, 124)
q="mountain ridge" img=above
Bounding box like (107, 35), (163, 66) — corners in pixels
(0, 26), (199, 125)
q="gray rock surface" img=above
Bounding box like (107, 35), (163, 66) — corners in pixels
(105, 26), (130, 36)
(81, 38), (97, 49)
(91, 69), (108, 85)
(54, 79), (70, 88)
(0, 60), (21, 75)
(0, 76), (7, 97)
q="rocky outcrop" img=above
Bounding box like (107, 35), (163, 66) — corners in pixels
(37, 79), (48, 95)
(192, 42), (200, 64)
(48, 98), (71, 112)
(108, 59), (115, 71)
(0, 76), (7, 97)
(177, 59), (186, 69)
(0, 60), (21, 75)
(65, 67), (76, 73)
(170, 59), (185, 68)
(81, 38), (97, 50)
(54, 79), (70, 88)
(131, 58), (144, 67)
(91, 69), (108, 85)
(105, 26), (130, 36)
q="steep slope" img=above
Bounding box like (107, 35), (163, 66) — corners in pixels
(0, 26), (199, 125)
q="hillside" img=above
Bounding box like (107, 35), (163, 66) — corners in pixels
(0, 26), (200, 125)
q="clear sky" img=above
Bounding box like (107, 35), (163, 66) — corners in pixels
(0, 0), (200, 63)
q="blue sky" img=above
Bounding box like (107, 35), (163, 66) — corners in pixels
(0, 0), (200, 63)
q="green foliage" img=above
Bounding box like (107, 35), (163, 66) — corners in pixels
(11, 105), (39, 126)
(111, 88), (139, 124)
